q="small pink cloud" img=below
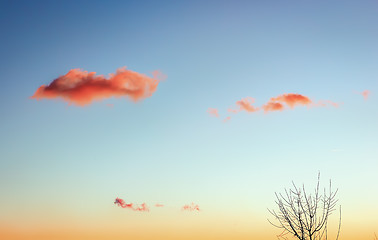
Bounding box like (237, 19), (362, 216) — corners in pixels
(262, 102), (285, 113)
(134, 203), (150, 212)
(227, 108), (239, 113)
(229, 97), (259, 113)
(264, 93), (338, 112)
(314, 100), (340, 108)
(223, 116), (231, 122)
(114, 197), (149, 212)
(360, 90), (370, 100)
(182, 203), (200, 212)
(114, 197), (134, 210)
(207, 108), (219, 117)
(155, 203), (164, 207)
(211, 93), (339, 119)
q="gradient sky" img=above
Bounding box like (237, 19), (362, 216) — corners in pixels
(1, 0), (377, 239)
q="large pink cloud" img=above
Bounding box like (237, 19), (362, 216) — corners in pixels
(31, 67), (163, 106)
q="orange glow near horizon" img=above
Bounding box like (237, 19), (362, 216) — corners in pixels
(1, 222), (375, 240)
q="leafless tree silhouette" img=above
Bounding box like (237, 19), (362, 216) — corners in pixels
(268, 173), (341, 240)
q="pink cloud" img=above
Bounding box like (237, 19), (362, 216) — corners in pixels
(134, 203), (150, 212)
(360, 90), (370, 100)
(270, 93), (312, 108)
(223, 116), (231, 122)
(114, 197), (149, 212)
(31, 67), (163, 106)
(182, 203), (200, 212)
(262, 102), (285, 112)
(207, 108), (219, 117)
(314, 100), (340, 108)
(263, 93), (338, 112)
(229, 97), (259, 113)
(211, 93), (339, 119)
(114, 197), (134, 210)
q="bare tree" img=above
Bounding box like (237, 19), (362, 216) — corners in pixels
(268, 173), (341, 240)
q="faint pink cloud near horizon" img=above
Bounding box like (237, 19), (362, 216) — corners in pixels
(114, 197), (149, 212)
(182, 203), (200, 212)
(114, 198), (202, 212)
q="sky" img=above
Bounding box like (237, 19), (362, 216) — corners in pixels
(0, 0), (377, 239)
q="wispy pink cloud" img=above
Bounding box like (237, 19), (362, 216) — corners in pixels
(207, 108), (219, 117)
(134, 203), (150, 212)
(314, 100), (340, 108)
(263, 93), (338, 113)
(223, 116), (231, 122)
(31, 67), (163, 106)
(114, 197), (149, 212)
(155, 203), (164, 207)
(182, 203), (200, 212)
(114, 197), (134, 210)
(360, 90), (370, 100)
(229, 97), (259, 113)
(212, 93), (339, 118)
